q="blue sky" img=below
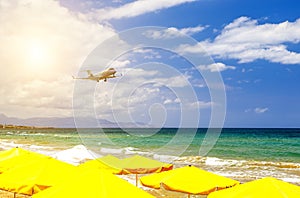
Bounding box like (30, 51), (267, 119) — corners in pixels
(67, 0), (300, 128)
(1, 0), (300, 128)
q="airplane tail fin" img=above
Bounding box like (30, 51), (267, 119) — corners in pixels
(86, 70), (94, 77)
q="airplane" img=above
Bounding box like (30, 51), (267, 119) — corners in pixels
(73, 68), (119, 82)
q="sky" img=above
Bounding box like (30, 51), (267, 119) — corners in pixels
(1, 0), (300, 128)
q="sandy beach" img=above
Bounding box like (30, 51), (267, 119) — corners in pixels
(0, 162), (298, 198)
(0, 172), (207, 198)
(0, 128), (299, 197)
(0, 185), (207, 198)
(0, 190), (30, 198)
(0, 189), (205, 198)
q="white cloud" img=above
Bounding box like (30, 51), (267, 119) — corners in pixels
(0, 0), (213, 126)
(245, 107), (269, 114)
(94, 0), (196, 21)
(180, 17), (300, 64)
(90, 65), (198, 124)
(109, 59), (131, 68)
(187, 101), (213, 109)
(198, 62), (236, 72)
(154, 74), (192, 88)
(179, 25), (208, 35)
(143, 28), (182, 39)
(254, 107), (269, 114)
(144, 25), (206, 39)
(174, 98), (181, 103)
(132, 48), (154, 54)
(163, 99), (173, 105)
(0, 0), (115, 118)
(1, 77), (74, 118)
(244, 108), (251, 113)
(218, 17), (300, 45)
(163, 98), (180, 105)
(241, 68), (253, 73)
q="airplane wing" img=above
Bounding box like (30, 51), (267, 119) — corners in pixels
(72, 76), (90, 80)
(106, 75), (117, 79)
(94, 74), (118, 82)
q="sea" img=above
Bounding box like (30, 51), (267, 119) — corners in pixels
(0, 128), (299, 185)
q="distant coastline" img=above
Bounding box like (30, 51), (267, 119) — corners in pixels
(0, 123), (54, 130)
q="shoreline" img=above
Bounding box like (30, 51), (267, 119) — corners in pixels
(0, 137), (299, 186)
(0, 124), (54, 130)
(0, 128), (299, 197)
(0, 146), (299, 197)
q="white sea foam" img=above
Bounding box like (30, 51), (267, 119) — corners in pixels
(124, 149), (152, 156)
(6, 132), (13, 135)
(123, 147), (139, 155)
(205, 157), (243, 166)
(0, 140), (23, 149)
(153, 154), (178, 163)
(172, 155), (300, 185)
(19, 132), (46, 136)
(29, 145), (52, 150)
(99, 147), (124, 155)
(0, 139), (58, 156)
(0, 135), (299, 186)
(52, 145), (100, 165)
(53, 134), (72, 138)
(280, 177), (300, 184)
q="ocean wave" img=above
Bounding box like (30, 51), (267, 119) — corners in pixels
(3, 131), (47, 136)
(52, 145), (100, 165)
(0, 139), (59, 156)
(174, 156), (300, 169)
(29, 144), (53, 150)
(0, 141), (299, 185)
(247, 161), (300, 169)
(6, 132), (14, 135)
(153, 154), (179, 163)
(173, 156), (300, 185)
(99, 147), (126, 155)
(53, 134), (73, 138)
(19, 132), (47, 136)
(280, 177), (300, 184)
(0, 140), (23, 149)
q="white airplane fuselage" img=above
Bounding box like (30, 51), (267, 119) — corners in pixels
(73, 68), (118, 82)
(98, 68), (116, 78)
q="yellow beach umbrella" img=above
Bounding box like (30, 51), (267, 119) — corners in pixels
(32, 169), (154, 198)
(0, 157), (76, 195)
(121, 155), (173, 174)
(140, 165), (239, 195)
(139, 170), (171, 189)
(80, 155), (173, 186)
(121, 155), (173, 186)
(0, 147), (48, 173)
(79, 154), (122, 174)
(0, 147), (29, 162)
(208, 177), (300, 198)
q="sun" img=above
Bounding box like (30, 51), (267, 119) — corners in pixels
(26, 40), (50, 70)
(29, 44), (45, 62)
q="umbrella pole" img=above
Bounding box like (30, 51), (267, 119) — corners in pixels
(14, 192), (16, 198)
(135, 174), (138, 186)
(187, 194), (190, 198)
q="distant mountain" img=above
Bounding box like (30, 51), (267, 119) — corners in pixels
(0, 113), (147, 128)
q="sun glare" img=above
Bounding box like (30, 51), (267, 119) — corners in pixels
(26, 40), (50, 70)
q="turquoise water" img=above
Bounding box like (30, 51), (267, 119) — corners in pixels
(1, 128), (299, 184)
(1, 128), (299, 163)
